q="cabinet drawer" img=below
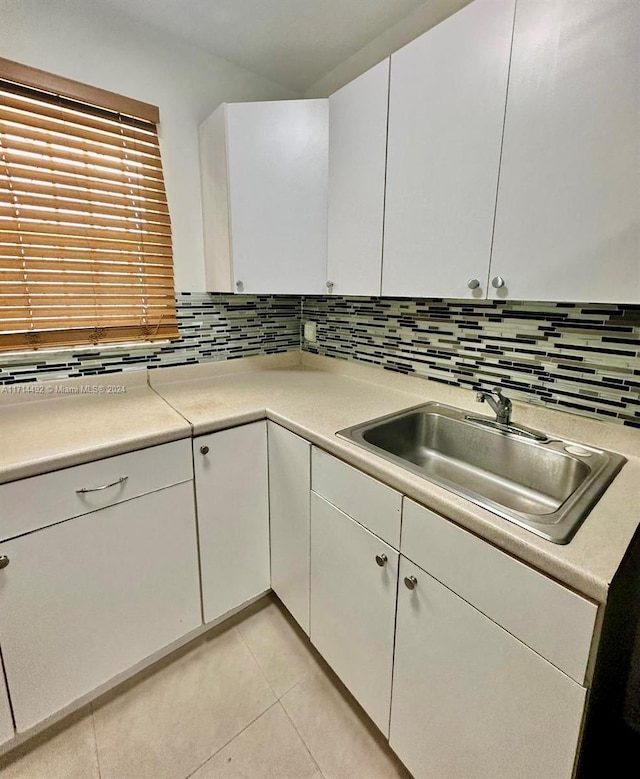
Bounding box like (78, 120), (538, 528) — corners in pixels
(401, 499), (597, 684)
(311, 448), (402, 548)
(0, 438), (193, 542)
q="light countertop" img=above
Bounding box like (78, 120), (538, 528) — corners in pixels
(2, 351), (638, 604)
(0, 370), (191, 482)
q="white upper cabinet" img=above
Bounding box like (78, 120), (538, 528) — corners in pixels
(327, 59), (389, 296)
(490, 0), (640, 304)
(382, 0), (515, 299)
(199, 100), (328, 295)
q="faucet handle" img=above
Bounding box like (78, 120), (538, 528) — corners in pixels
(476, 391), (487, 403)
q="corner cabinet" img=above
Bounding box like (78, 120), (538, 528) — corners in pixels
(194, 422), (270, 623)
(489, 0), (640, 304)
(390, 556), (586, 779)
(268, 422), (311, 634)
(199, 100), (328, 295)
(382, 0), (515, 299)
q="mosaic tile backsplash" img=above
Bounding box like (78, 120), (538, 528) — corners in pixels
(301, 297), (640, 429)
(1, 291), (638, 428)
(0, 293), (301, 384)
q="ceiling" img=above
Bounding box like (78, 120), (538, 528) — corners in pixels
(95, 0), (429, 93)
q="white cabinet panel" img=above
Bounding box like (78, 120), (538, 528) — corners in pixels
(327, 59), (389, 296)
(268, 422), (311, 634)
(194, 422), (270, 623)
(310, 493), (398, 734)
(311, 447), (401, 549)
(0, 483), (201, 732)
(402, 499), (597, 684)
(490, 0), (640, 303)
(390, 556), (586, 779)
(199, 100), (328, 295)
(382, 0), (515, 299)
(0, 439), (192, 542)
(0, 668), (13, 745)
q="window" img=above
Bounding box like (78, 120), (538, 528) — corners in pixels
(0, 57), (178, 353)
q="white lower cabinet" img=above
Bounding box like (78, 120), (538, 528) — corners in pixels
(0, 482), (201, 732)
(310, 492), (398, 734)
(390, 556), (587, 779)
(0, 668), (13, 745)
(194, 422), (270, 623)
(268, 422), (311, 634)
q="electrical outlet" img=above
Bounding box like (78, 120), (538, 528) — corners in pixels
(303, 320), (317, 343)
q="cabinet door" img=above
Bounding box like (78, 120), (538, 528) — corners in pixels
(310, 493), (398, 735)
(226, 100), (328, 295)
(195, 422), (270, 623)
(327, 59), (389, 296)
(0, 666), (13, 745)
(0, 483), (201, 732)
(382, 0), (515, 299)
(490, 0), (640, 303)
(390, 557), (586, 779)
(268, 422), (311, 634)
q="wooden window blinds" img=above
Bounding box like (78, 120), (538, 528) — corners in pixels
(0, 58), (179, 353)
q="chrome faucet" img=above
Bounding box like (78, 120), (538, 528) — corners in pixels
(476, 388), (512, 426)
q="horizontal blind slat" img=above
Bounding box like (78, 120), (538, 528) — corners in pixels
(0, 177), (170, 211)
(0, 197), (172, 227)
(0, 163), (169, 199)
(0, 323), (179, 352)
(0, 102), (161, 151)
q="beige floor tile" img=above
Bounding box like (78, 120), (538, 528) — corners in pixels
(190, 703), (321, 779)
(92, 625), (276, 779)
(281, 670), (411, 779)
(237, 598), (320, 698)
(0, 710), (99, 779)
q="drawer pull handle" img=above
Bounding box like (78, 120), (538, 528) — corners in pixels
(0, 556), (9, 570)
(375, 554), (388, 567)
(404, 575), (417, 591)
(200, 446), (209, 455)
(76, 476), (128, 494)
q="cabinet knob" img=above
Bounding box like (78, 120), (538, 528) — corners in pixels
(200, 445), (209, 455)
(491, 276), (505, 289)
(235, 280), (244, 292)
(375, 553), (388, 567)
(404, 575), (417, 591)
(467, 278), (480, 290)
(0, 556), (9, 570)
(326, 280), (334, 291)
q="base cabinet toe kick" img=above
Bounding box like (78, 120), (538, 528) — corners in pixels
(0, 422), (609, 779)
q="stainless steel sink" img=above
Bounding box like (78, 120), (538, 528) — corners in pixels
(337, 403), (626, 544)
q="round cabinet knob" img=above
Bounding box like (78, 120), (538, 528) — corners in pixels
(326, 280), (334, 292)
(199, 445), (209, 455)
(0, 556), (9, 570)
(235, 280), (244, 291)
(467, 278), (480, 290)
(491, 276), (505, 289)
(404, 575), (417, 591)
(375, 553), (388, 567)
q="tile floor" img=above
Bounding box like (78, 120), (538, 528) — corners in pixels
(0, 596), (411, 778)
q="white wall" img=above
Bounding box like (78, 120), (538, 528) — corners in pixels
(0, 0), (298, 290)
(304, 0), (471, 97)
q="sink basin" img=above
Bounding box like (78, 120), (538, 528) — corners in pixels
(337, 403), (626, 544)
